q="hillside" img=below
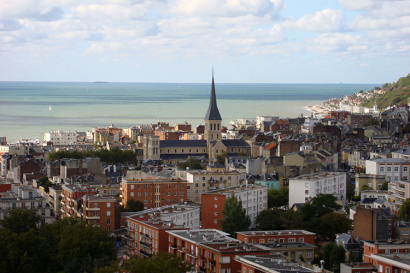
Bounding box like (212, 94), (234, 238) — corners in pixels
(361, 73), (410, 109)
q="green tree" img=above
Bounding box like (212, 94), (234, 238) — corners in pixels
(318, 212), (352, 240)
(0, 208), (41, 234)
(37, 176), (53, 193)
(220, 195), (251, 237)
(380, 181), (389, 191)
(268, 187), (289, 208)
(322, 243), (346, 273)
(361, 185), (372, 191)
(256, 209), (282, 230)
(309, 194), (342, 217)
(96, 253), (193, 273)
(279, 210), (304, 230)
(122, 199), (144, 212)
(177, 158), (203, 170)
(399, 199), (410, 221)
(216, 152), (226, 166)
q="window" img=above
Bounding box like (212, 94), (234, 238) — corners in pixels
(107, 219), (111, 224)
(107, 211), (111, 216)
(214, 212), (218, 216)
(299, 238), (304, 242)
(107, 202), (111, 208)
(404, 167), (408, 172)
(305, 190), (309, 194)
(380, 167), (385, 172)
(387, 167), (392, 172)
(307, 250), (312, 258)
(214, 219), (218, 224)
(385, 249), (390, 254)
(259, 239), (265, 243)
(131, 192), (134, 197)
(386, 268), (390, 273)
(131, 185), (134, 189)
(288, 238), (296, 242)
(395, 167), (399, 172)
(214, 196), (218, 200)
(243, 268), (247, 273)
(214, 204), (218, 208)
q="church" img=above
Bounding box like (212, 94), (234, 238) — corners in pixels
(143, 73), (250, 165)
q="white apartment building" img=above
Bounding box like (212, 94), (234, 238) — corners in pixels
(392, 146), (410, 160)
(186, 170), (246, 202)
(388, 180), (410, 214)
(366, 158), (410, 182)
(0, 183), (54, 224)
(289, 172), (347, 207)
(128, 204), (201, 230)
(44, 130), (78, 145)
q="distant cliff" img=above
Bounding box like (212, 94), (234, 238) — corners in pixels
(361, 73), (410, 109)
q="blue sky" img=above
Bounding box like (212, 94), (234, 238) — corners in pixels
(0, 0), (409, 83)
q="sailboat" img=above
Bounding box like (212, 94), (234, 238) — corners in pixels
(49, 105), (52, 111)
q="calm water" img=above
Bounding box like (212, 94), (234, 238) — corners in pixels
(0, 82), (378, 142)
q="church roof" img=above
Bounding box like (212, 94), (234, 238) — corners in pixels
(160, 140), (207, 148)
(204, 72), (222, 121)
(221, 139), (249, 147)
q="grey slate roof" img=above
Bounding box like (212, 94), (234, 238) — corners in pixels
(160, 140), (207, 148)
(221, 139), (249, 147)
(204, 73), (222, 121)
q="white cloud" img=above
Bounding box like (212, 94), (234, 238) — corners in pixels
(338, 0), (382, 10)
(307, 33), (362, 53)
(283, 9), (345, 32)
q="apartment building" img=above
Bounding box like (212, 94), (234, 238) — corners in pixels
(124, 212), (190, 257)
(121, 178), (188, 209)
(186, 170), (246, 202)
(81, 195), (119, 232)
(0, 183), (53, 225)
(167, 229), (270, 273)
(60, 184), (98, 218)
(363, 240), (410, 264)
(236, 230), (316, 245)
(366, 158), (410, 182)
(388, 180), (410, 214)
(289, 172), (347, 207)
(44, 130), (78, 145)
(392, 146), (410, 160)
(201, 184), (268, 229)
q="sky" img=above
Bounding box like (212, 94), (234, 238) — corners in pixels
(0, 0), (409, 83)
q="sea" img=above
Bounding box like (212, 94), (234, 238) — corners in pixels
(0, 82), (379, 143)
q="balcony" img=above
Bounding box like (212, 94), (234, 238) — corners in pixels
(139, 241), (152, 248)
(85, 215), (100, 220)
(140, 250), (152, 258)
(179, 247), (185, 253)
(86, 207), (100, 211)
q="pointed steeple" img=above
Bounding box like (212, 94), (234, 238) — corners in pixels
(204, 70), (222, 121)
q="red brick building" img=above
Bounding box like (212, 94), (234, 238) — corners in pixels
(61, 184), (98, 218)
(368, 254), (410, 273)
(125, 214), (188, 258)
(121, 178), (188, 209)
(81, 195), (119, 232)
(236, 230), (316, 245)
(154, 131), (184, 140)
(330, 111), (350, 122)
(363, 240), (410, 264)
(271, 119), (290, 133)
(167, 229), (270, 273)
(347, 114), (373, 127)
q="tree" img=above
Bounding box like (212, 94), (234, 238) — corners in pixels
(177, 158), (203, 170)
(122, 199), (144, 212)
(0, 208), (41, 234)
(95, 253), (193, 273)
(256, 209), (282, 230)
(399, 199), (410, 221)
(318, 212), (352, 240)
(37, 176), (53, 193)
(216, 152), (226, 166)
(346, 182), (355, 202)
(322, 243), (346, 273)
(380, 181), (389, 191)
(220, 195), (251, 237)
(268, 187), (289, 208)
(309, 194), (342, 217)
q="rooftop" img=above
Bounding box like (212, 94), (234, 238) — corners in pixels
(237, 230), (315, 237)
(235, 255), (317, 273)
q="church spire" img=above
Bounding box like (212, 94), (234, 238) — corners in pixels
(204, 70), (222, 121)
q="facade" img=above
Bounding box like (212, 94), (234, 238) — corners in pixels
(355, 174), (386, 196)
(388, 180), (410, 214)
(366, 158), (410, 182)
(201, 184), (268, 229)
(44, 130), (78, 145)
(289, 172), (347, 207)
(81, 195), (119, 232)
(363, 240), (410, 264)
(236, 230), (316, 245)
(167, 229), (270, 273)
(369, 254), (410, 273)
(392, 146), (410, 160)
(0, 183), (54, 225)
(353, 207), (394, 241)
(120, 178), (188, 209)
(186, 170), (246, 202)
(340, 263), (376, 273)
(60, 184), (98, 218)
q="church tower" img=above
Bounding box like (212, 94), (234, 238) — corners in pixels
(204, 71), (222, 143)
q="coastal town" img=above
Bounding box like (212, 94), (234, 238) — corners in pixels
(1, 74), (410, 273)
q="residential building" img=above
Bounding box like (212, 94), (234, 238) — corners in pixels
(236, 230), (315, 245)
(368, 254), (410, 273)
(340, 263), (376, 273)
(81, 195), (119, 232)
(201, 184), (268, 229)
(355, 174), (386, 196)
(289, 172), (347, 207)
(167, 229), (270, 273)
(0, 183), (53, 225)
(120, 178), (188, 209)
(186, 170), (246, 202)
(388, 180), (410, 214)
(44, 130), (78, 145)
(366, 158), (410, 182)
(353, 207), (394, 241)
(392, 146), (410, 160)
(363, 240), (410, 264)
(393, 221), (410, 241)
(60, 184), (98, 218)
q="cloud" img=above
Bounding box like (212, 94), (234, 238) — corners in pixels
(307, 33), (363, 53)
(338, 0), (382, 10)
(283, 9), (345, 32)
